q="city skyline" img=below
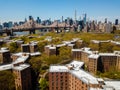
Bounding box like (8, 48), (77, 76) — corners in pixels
(0, 0), (120, 23)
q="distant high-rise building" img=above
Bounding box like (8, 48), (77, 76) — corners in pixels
(3, 22), (9, 28)
(8, 21), (13, 28)
(29, 16), (33, 20)
(83, 13), (87, 24)
(75, 10), (77, 21)
(25, 18), (27, 23)
(36, 17), (41, 24)
(115, 19), (119, 25)
(105, 18), (107, 23)
(19, 21), (24, 25)
(62, 16), (64, 22)
(0, 24), (2, 29)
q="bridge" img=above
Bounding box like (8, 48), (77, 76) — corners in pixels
(0, 19), (75, 36)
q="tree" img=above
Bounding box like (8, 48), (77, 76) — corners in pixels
(37, 41), (48, 53)
(89, 43), (99, 51)
(59, 46), (71, 60)
(20, 36), (28, 43)
(99, 43), (114, 53)
(39, 78), (48, 90)
(9, 42), (18, 53)
(0, 71), (15, 90)
(29, 56), (42, 74)
(42, 55), (61, 65)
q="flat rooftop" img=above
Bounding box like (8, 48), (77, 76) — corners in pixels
(0, 49), (9, 53)
(72, 49), (82, 51)
(99, 53), (116, 56)
(13, 64), (30, 71)
(0, 64), (12, 71)
(88, 54), (100, 59)
(49, 65), (69, 72)
(50, 60), (99, 85)
(69, 69), (99, 84)
(12, 55), (29, 64)
(105, 81), (120, 90)
(67, 60), (84, 70)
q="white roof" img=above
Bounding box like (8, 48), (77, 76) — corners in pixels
(62, 41), (71, 44)
(97, 78), (104, 82)
(21, 44), (29, 46)
(30, 43), (37, 46)
(99, 53), (116, 56)
(0, 64), (12, 71)
(0, 49), (9, 53)
(72, 49), (82, 52)
(30, 52), (41, 56)
(72, 38), (80, 41)
(68, 44), (75, 46)
(1, 47), (9, 50)
(45, 45), (56, 48)
(49, 65), (69, 72)
(91, 40), (100, 44)
(82, 47), (92, 54)
(50, 60), (99, 85)
(83, 47), (91, 51)
(56, 43), (66, 47)
(90, 88), (103, 90)
(12, 52), (27, 56)
(91, 40), (111, 44)
(88, 54), (100, 59)
(83, 50), (93, 54)
(105, 81), (120, 90)
(49, 47), (56, 49)
(12, 55), (29, 64)
(13, 64), (30, 71)
(69, 69), (99, 84)
(67, 61), (84, 70)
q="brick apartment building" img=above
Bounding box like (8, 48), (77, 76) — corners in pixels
(49, 61), (104, 90)
(21, 43), (38, 53)
(72, 48), (120, 74)
(72, 48), (92, 65)
(44, 45), (57, 56)
(44, 38), (80, 56)
(88, 54), (100, 74)
(0, 48), (11, 64)
(0, 53), (32, 90)
(21, 44), (30, 53)
(13, 64), (32, 90)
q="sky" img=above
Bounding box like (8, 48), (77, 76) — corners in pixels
(0, 0), (120, 23)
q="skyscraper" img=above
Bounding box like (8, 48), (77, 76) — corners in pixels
(29, 16), (33, 20)
(105, 18), (107, 23)
(115, 19), (119, 25)
(62, 16), (63, 22)
(75, 10), (77, 21)
(83, 13), (87, 24)
(8, 21), (13, 28)
(36, 17), (41, 24)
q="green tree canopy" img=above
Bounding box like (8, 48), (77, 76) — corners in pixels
(0, 71), (15, 90)
(9, 42), (18, 53)
(39, 78), (48, 90)
(29, 56), (42, 74)
(59, 46), (72, 60)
